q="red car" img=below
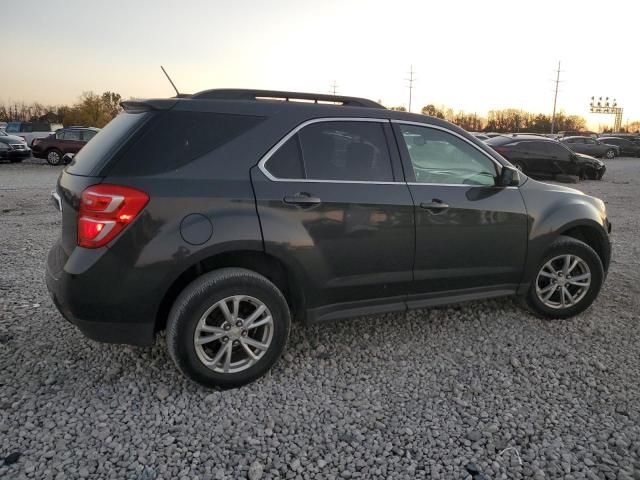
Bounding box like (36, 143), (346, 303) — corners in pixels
(32, 127), (100, 165)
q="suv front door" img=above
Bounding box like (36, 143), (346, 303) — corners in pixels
(393, 122), (528, 305)
(251, 118), (415, 320)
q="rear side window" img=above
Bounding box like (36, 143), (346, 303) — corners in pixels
(265, 121), (394, 182)
(67, 112), (149, 176)
(110, 111), (265, 176)
(266, 137), (305, 179)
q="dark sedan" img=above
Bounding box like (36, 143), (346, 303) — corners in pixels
(560, 136), (619, 159)
(597, 137), (640, 157)
(487, 134), (605, 180)
(0, 130), (31, 162)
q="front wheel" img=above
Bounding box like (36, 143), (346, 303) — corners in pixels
(605, 149), (615, 159)
(46, 149), (63, 166)
(511, 160), (525, 173)
(524, 236), (604, 319)
(166, 268), (291, 388)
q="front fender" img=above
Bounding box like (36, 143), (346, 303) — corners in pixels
(519, 179), (610, 288)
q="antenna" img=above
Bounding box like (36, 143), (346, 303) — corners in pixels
(161, 66), (180, 96)
(550, 61), (562, 134)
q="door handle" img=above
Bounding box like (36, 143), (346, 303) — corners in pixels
(283, 193), (322, 206)
(420, 199), (450, 212)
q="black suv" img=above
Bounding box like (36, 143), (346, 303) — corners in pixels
(46, 89), (612, 388)
(486, 134), (606, 180)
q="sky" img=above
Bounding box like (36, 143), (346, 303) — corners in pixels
(2, 0), (639, 129)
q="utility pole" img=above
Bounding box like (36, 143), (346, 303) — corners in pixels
(406, 65), (416, 113)
(550, 61), (561, 134)
(330, 81), (339, 96)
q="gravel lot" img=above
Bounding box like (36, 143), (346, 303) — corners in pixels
(1, 156), (639, 480)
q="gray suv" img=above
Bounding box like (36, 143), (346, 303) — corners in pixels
(46, 89), (612, 388)
(560, 136), (619, 159)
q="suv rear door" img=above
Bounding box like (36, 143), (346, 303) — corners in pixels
(392, 122), (527, 304)
(251, 118), (415, 320)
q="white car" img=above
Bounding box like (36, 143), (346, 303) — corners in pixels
(4, 121), (63, 146)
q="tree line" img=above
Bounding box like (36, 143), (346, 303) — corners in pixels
(389, 104), (592, 133)
(2, 92), (638, 134)
(0, 91), (123, 128)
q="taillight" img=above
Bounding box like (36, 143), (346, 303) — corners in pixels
(493, 146), (510, 155)
(78, 184), (149, 248)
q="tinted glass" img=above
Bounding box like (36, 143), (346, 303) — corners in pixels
(399, 124), (497, 186)
(5, 123), (19, 133)
(64, 130), (82, 141)
(265, 136), (304, 179)
(82, 130), (97, 142)
(297, 121), (393, 181)
(110, 111), (265, 176)
(56, 131), (64, 140)
(544, 142), (572, 159)
(67, 112), (149, 176)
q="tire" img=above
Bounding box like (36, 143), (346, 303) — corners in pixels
(580, 167), (596, 180)
(605, 149), (615, 159)
(46, 149), (63, 166)
(524, 235), (604, 319)
(511, 160), (525, 173)
(166, 268), (291, 388)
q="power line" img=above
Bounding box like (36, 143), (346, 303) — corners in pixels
(550, 61), (562, 134)
(405, 65), (416, 113)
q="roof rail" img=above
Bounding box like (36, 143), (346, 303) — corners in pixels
(190, 89), (385, 109)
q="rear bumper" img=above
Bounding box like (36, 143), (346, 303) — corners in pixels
(45, 240), (157, 346)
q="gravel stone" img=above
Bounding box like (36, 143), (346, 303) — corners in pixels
(1, 159), (640, 479)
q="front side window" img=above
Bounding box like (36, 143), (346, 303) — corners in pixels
(265, 120), (394, 182)
(544, 142), (572, 160)
(82, 130), (97, 142)
(398, 124), (497, 186)
(64, 130), (82, 141)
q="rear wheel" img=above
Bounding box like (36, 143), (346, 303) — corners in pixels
(605, 149), (615, 159)
(46, 149), (63, 166)
(166, 268), (291, 388)
(524, 236), (604, 319)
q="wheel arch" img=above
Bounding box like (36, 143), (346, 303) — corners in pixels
(558, 222), (610, 271)
(155, 250), (305, 333)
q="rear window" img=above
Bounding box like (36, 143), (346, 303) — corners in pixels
(109, 110), (265, 176)
(485, 135), (513, 147)
(66, 112), (149, 176)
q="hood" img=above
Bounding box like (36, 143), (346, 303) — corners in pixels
(575, 152), (604, 167)
(0, 134), (27, 144)
(523, 177), (585, 196)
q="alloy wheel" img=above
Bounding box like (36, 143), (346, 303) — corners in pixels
(535, 254), (591, 309)
(193, 295), (274, 374)
(47, 151), (61, 165)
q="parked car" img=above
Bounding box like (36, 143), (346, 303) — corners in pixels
(4, 121), (63, 146)
(560, 136), (619, 159)
(0, 130), (31, 162)
(597, 137), (640, 157)
(32, 127), (100, 165)
(486, 134), (606, 180)
(470, 132), (490, 141)
(46, 89), (611, 388)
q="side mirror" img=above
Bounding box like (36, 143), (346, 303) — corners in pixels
(496, 165), (520, 187)
(62, 153), (75, 165)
